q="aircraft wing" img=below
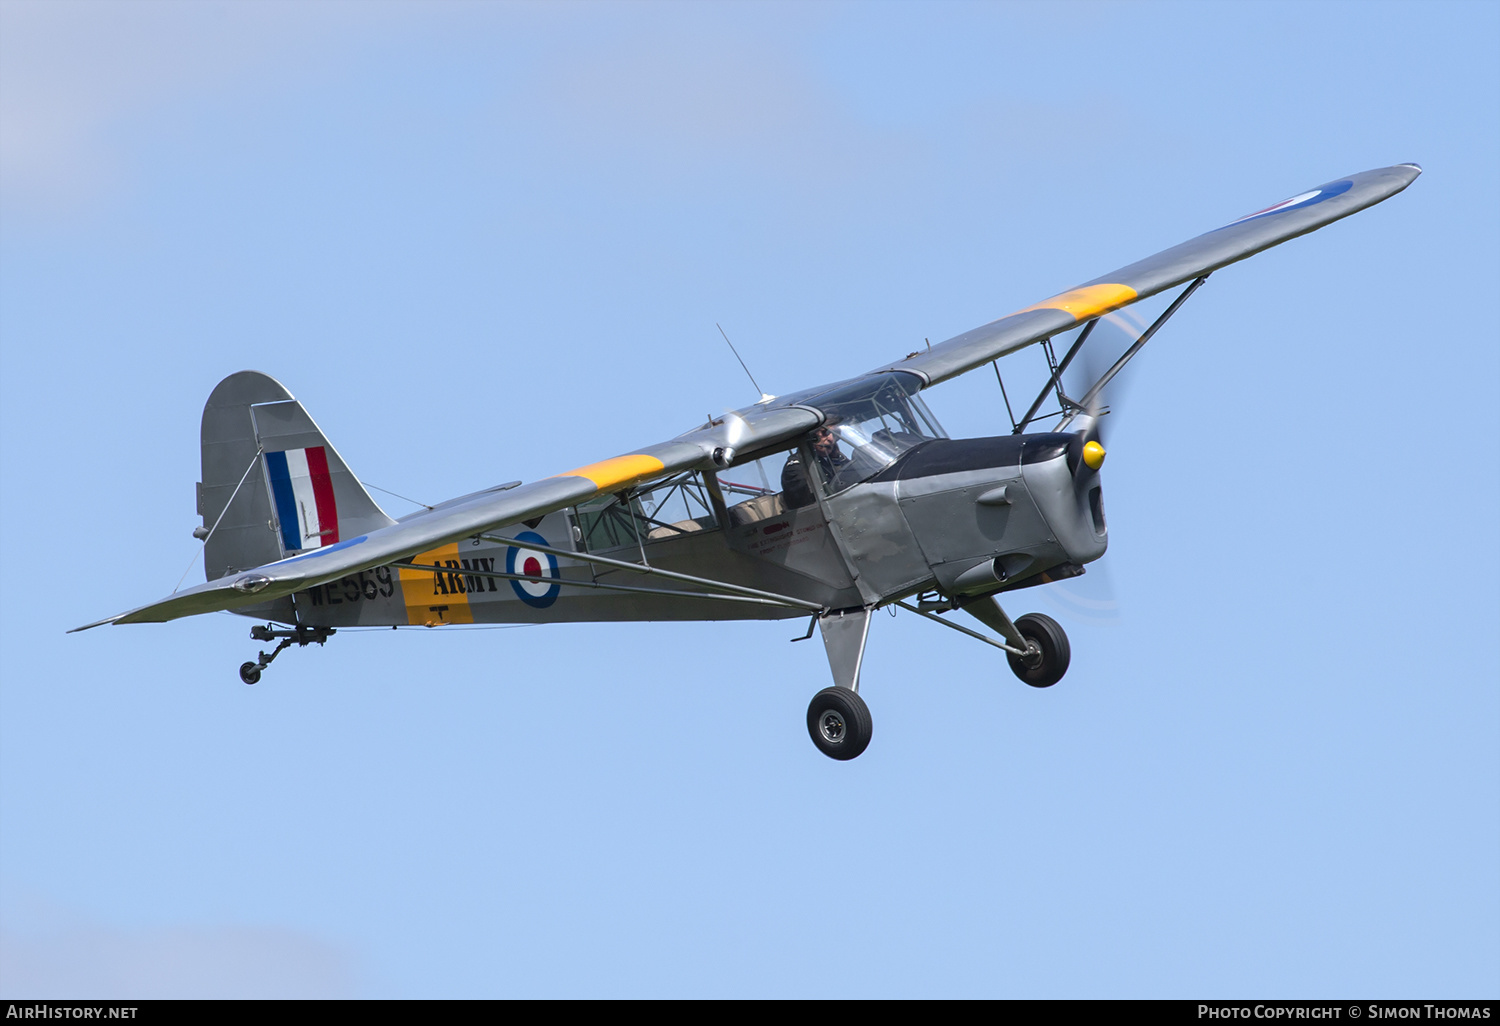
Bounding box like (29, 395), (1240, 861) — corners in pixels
(873, 163), (1422, 386)
(76, 164), (1420, 631)
(74, 406), (820, 628)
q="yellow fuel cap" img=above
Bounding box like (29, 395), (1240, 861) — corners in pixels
(1082, 440), (1106, 470)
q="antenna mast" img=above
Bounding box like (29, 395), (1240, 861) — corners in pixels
(717, 323), (774, 404)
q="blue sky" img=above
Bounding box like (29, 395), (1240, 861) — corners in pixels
(1, 0), (1496, 998)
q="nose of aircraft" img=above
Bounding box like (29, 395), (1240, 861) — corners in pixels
(1082, 439), (1106, 470)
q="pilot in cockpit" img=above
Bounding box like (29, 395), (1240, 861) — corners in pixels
(781, 426), (848, 508)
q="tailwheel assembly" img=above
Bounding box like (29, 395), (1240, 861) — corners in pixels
(237, 624), (335, 685)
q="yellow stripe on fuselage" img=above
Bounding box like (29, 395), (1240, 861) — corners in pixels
(558, 454), (667, 491)
(1018, 283), (1138, 322)
(396, 542), (477, 626)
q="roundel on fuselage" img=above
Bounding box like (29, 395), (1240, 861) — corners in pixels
(505, 530), (561, 608)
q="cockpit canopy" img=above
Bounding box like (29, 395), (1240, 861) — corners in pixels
(710, 371), (948, 524)
(799, 371), (946, 494)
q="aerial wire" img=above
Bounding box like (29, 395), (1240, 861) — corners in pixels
(172, 445), (262, 594)
(360, 480), (434, 511)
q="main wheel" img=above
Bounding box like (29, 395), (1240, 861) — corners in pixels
(239, 662), (261, 685)
(1006, 612), (1070, 688)
(806, 686), (873, 760)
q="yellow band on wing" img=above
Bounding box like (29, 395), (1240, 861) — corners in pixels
(1018, 283), (1138, 322)
(559, 454), (667, 491)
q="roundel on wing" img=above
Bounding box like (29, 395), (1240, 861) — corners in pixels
(1223, 179), (1354, 228)
(505, 530), (561, 608)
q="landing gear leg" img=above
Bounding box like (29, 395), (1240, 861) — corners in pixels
(806, 607), (875, 760)
(238, 624), (335, 685)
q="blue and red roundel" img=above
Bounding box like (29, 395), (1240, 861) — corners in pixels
(505, 531), (561, 608)
(1220, 179), (1353, 230)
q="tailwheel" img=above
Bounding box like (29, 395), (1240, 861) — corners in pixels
(806, 686), (873, 761)
(238, 662), (262, 685)
(1006, 612), (1071, 688)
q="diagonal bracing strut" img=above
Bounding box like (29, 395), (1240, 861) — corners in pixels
(1014, 319), (1099, 433)
(1070, 275), (1209, 418)
(391, 560), (809, 609)
(472, 533), (824, 612)
(893, 599), (1027, 657)
(1016, 274), (1210, 434)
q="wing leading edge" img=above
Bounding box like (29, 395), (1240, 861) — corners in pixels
(874, 163), (1422, 386)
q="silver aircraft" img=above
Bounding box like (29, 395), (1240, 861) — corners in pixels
(75, 163), (1421, 760)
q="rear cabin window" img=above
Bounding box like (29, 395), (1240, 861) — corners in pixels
(572, 471), (719, 552)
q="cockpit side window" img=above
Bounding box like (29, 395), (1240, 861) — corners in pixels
(696, 372), (946, 525)
(716, 446), (803, 526)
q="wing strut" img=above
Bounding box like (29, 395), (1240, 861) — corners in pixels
(475, 533), (825, 612)
(1071, 274), (1209, 420)
(392, 560), (806, 609)
(1014, 274), (1209, 434)
(1013, 319), (1099, 433)
(991, 360), (1019, 433)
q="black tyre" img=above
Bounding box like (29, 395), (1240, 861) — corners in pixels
(239, 662), (261, 685)
(806, 686), (873, 761)
(1006, 612), (1070, 688)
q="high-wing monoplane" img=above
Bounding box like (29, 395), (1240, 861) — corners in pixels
(75, 164), (1421, 759)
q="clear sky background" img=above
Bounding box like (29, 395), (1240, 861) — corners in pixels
(1, 0), (1495, 999)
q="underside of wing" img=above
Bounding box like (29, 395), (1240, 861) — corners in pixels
(876, 163), (1421, 387)
(75, 405), (820, 629)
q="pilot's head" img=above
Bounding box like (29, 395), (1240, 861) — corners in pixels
(811, 426), (839, 455)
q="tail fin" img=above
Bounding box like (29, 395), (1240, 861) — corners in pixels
(198, 371), (395, 581)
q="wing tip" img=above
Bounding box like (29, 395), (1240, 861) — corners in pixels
(68, 615), (121, 633)
(1390, 162), (1422, 185)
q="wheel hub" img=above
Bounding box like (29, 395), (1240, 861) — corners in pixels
(818, 709), (847, 744)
